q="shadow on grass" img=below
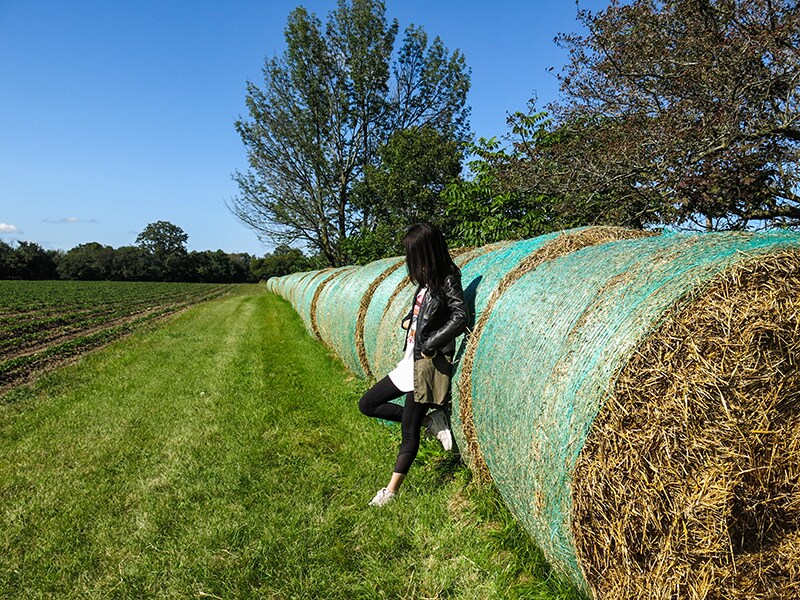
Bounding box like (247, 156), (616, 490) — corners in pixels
(412, 441), (588, 600)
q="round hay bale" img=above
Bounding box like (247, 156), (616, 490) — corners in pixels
(275, 270), (308, 300)
(272, 273), (288, 298)
(289, 270), (319, 310)
(295, 269), (336, 336)
(268, 278), (279, 294)
(355, 257), (406, 379)
(470, 230), (800, 594)
(573, 250), (800, 600)
(315, 257), (404, 378)
(309, 266), (356, 341)
(451, 226), (651, 477)
(362, 259), (415, 378)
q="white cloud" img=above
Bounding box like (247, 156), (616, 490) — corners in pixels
(43, 217), (100, 224)
(0, 223), (21, 234)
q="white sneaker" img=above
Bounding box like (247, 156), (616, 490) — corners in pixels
(437, 428), (453, 452)
(369, 487), (395, 507)
(426, 409), (453, 452)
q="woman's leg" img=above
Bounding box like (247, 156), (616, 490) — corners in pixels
(365, 384), (432, 503)
(358, 375), (405, 422)
(393, 393), (431, 477)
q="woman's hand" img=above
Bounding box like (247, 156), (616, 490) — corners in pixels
(402, 318), (411, 330)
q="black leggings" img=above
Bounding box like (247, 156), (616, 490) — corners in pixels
(358, 376), (433, 474)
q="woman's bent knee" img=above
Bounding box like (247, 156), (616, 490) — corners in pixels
(358, 394), (374, 416)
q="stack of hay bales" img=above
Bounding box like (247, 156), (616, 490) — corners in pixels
(315, 258), (402, 377)
(267, 228), (800, 599)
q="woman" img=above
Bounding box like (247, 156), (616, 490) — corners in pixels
(358, 222), (468, 507)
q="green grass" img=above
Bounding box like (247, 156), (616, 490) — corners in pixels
(0, 287), (584, 599)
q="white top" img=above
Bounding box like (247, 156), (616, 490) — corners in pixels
(388, 287), (427, 393)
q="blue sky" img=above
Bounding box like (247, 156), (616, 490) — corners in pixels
(0, 0), (606, 255)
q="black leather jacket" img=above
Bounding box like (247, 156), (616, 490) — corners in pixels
(403, 273), (468, 361)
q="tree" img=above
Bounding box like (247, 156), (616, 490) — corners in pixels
(250, 244), (320, 280)
(57, 242), (115, 280)
(443, 135), (554, 247)
(505, 0), (800, 230)
(136, 221), (190, 281)
(345, 125), (462, 261)
(111, 246), (153, 281)
(231, 0), (470, 265)
(136, 221), (188, 256)
(189, 250), (250, 283)
(0, 239), (13, 279)
(497, 107), (658, 230)
(7, 242), (59, 279)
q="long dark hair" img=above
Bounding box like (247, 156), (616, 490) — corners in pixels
(404, 222), (459, 292)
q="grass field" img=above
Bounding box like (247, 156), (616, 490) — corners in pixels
(0, 285), (583, 599)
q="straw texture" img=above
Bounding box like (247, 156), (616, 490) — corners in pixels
(572, 251), (800, 600)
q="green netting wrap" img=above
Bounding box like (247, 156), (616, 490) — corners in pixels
(289, 271), (318, 312)
(267, 229), (800, 598)
(371, 246), (498, 380)
(314, 257), (404, 378)
(310, 267), (356, 341)
(355, 258), (407, 379)
(451, 227), (651, 476)
(448, 237), (548, 451)
(472, 230), (800, 596)
(362, 258), (412, 377)
(295, 269), (335, 336)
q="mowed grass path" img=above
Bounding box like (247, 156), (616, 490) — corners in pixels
(0, 287), (581, 599)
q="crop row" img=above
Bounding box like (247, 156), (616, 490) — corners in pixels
(0, 280), (229, 313)
(0, 281), (237, 391)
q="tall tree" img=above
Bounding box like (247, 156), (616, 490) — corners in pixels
(504, 0), (800, 230)
(0, 240), (13, 279)
(136, 221), (190, 281)
(231, 0), (470, 265)
(250, 244), (320, 280)
(6, 242), (59, 280)
(345, 125), (462, 261)
(443, 131), (555, 247)
(111, 246), (153, 281)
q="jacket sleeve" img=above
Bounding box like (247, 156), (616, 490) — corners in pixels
(420, 274), (468, 354)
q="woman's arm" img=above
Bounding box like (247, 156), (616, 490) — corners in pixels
(401, 307), (413, 330)
(420, 274), (468, 355)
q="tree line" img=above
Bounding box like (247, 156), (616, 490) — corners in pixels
(231, 0), (800, 266)
(0, 221), (321, 282)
